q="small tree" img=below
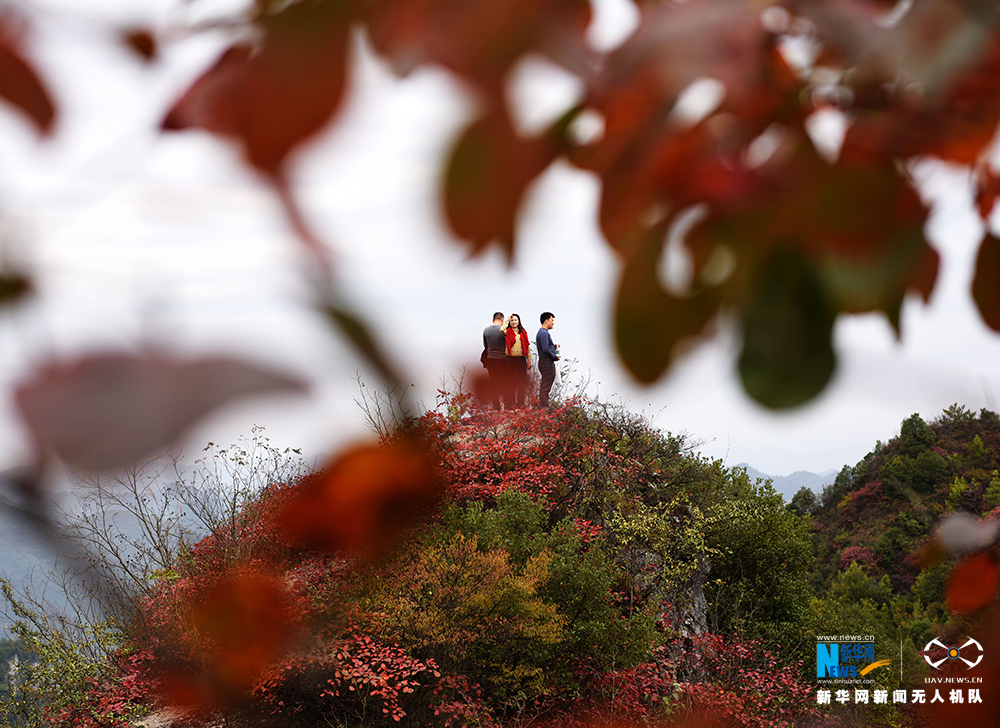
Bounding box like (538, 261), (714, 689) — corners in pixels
(899, 414), (937, 459)
(0, 579), (125, 727)
(788, 486), (818, 516)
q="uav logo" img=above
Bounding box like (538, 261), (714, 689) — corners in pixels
(923, 637), (984, 669)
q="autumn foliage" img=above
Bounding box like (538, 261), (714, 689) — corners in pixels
(19, 398), (1000, 726)
(0, 0), (999, 453)
(7, 0), (1000, 725)
(805, 406), (1000, 724)
(11, 393), (826, 728)
(147, 0), (1000, 409)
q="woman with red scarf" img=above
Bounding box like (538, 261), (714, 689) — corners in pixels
(501, 313), (531, 409)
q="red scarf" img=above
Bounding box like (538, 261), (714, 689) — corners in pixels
(505, 326), (530, 357)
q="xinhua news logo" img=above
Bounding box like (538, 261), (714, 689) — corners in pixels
(816, 637), (890, 681)
(923, 637), (984, 670)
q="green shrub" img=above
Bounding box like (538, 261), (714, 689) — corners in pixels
(0, 580), (131, 727)
(911, 561), (951, 606)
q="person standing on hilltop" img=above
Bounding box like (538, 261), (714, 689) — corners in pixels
(536, 312), (559, 408)
(483, 311), (508, 409)
(501, 313), (531, 409)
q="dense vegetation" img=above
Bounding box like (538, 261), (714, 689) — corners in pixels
(798, 405), (1000, 689)
(5, 397), (1000, 727)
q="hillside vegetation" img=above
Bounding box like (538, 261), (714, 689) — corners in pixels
(799, 405), (1000, 680)
(4, 397), (1000, 727)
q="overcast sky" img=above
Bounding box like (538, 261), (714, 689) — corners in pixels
(0, 0), (998, 482)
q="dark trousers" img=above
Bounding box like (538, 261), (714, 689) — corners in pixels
(485, 358), (507, 409)
(538, 358), (556, 408)
(506, 356), (527, 408)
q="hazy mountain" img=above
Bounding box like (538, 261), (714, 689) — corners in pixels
(0, 493), (66, 636)
(0, 465), (206, 637)
(736, 463), (838, 501)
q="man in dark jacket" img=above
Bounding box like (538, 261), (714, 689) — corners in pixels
(536, 312), (559, 408)
(483, 312), (507, 409)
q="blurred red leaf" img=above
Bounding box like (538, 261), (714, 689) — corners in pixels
(467, 368), (493, 406)
(192, 571), (297, 694)
(14, 353), (306, 471)
(975, 164), (1000, 219)
(687, 140), (935, 311)
(0, 11), (55, 134)
(0, 272), (29, 306)
(784, 148), (928, 261)
(614, 221), (721, 383)
(843, 31), (1000, 165)
(594, 0), (792, 125)
(588, 122), (772, 257)
(610, 134), (936, 397)
(573, 1), (801, 255)
(803, 0), (996, 95)
(122, 28), (157, 62)
(154, 569), (300, 710)
(924, 603), (1000, 725)
(444, 106), (561, 260)
(918, 538), (949, 569)
(366, 0), (591, 83)
(935, 512), (1000, 555)
(277, 440), (442, 555)
(947, 551), (1000, 614)
(974, 233), (1000, 332)
(159, 671), (216, 714)
(738, 250), (836, 409)
(162, 1), (351, 174)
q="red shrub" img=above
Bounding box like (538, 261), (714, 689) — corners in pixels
(838, 546), (878, 572)
(676, 634), (819, 728)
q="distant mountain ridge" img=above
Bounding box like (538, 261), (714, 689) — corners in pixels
(735, 463), (837, 500)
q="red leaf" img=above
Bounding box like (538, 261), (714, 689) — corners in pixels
(443, 106), (560, 260)
(688, 140), (936, 320)
(162, 45), (251, 137)
(190, 571), (297, 693)
(466, 369), (493, 407)
(0, 11), (55, 134)
(574, 1), (801, 254)
(14, 353), (306, 471)
(947, 552), (1000, 615)
(162, 1), (351, 173)
(0, 272), (29, 305)
(158, 569), (300, 710)
(935, 512), (1000, 555)
(976, 164), (1000, 219)
(973, 233), (1000, 332)
(366, 0), (590, 83)
(614, 221), (721, 383)
(277, 440), (442, 554)
(611, 136), (936, 397)
(842, 32), (1000, 166)
(122, 28), (157, 63)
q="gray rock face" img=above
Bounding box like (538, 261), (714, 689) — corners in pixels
(660, 557), (710, 638)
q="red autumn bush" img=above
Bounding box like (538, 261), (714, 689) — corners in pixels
(44, 393), (821, 727)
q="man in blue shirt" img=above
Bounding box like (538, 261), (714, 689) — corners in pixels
(535, 312), (559, 408)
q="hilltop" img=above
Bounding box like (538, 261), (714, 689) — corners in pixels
(3, 397), (998, 727)
(1, 394), (824, 728)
